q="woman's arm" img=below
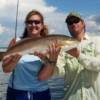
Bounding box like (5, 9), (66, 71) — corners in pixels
(8, 38), (16, 49)
(38, 62), (56, 80)
(2, 53), (21, 73)
(35, 43), (61, 80)
(2, 38), (21, 73)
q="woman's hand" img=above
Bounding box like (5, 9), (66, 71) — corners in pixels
(34, 42), (61, 64)
(8, 38), (16, 49)
(34, 42), (61, 80)
(66, 47), (80, 58)
(2, 53), (21, 73)
(47, 42), (61, 63)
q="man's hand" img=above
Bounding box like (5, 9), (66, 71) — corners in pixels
(66, 48), (80, 58)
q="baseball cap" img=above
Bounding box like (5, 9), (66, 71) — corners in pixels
(65, 12), (83, 24)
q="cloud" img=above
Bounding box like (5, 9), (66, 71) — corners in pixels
(91, 15), (100, 24)
(0, 0), (16, 19)
(0, 0), (56, 19)
(44, 12), (67, 34)
(20, 0), (56, 13)
(0, 0), (58, 46)
(0, 0), (100, 47)
(0, 0), (57, 32)
(0, 24), (7, 34)
(85, 15), (100, 35)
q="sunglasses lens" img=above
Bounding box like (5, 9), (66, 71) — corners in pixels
(34, 20), (41, 24)
(66, 17), (80, 25)
(26, 20), (41, 25)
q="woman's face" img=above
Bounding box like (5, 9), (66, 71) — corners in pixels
(26, 14), (43, 38)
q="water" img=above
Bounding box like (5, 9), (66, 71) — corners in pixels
(0, 62), (10, 100)
(0, 62), (64, 100)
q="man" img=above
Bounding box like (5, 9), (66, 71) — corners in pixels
(57, 12), (100, 100)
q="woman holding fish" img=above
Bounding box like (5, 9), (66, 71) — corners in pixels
(2, 10), (60, 100)
(57, 12), (100, 100)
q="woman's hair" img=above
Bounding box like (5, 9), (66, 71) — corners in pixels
(21, 10), (48, 39)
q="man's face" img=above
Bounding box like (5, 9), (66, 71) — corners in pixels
(66, 17), (85, 38)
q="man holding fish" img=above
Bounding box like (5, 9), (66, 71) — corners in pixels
(57, 12), (100, 100)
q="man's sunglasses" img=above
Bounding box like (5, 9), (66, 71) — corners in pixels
(26, 20), (41, 25)
(66, 17), (81, 25)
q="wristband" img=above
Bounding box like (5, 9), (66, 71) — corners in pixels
(44, 57), (56, 65)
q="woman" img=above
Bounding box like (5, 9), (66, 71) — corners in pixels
(2, 10), (60, 100)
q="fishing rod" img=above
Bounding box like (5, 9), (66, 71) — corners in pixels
(14, 0), (19, 39)
(12, 0), (20, 88)
(0, 0), (19, 50)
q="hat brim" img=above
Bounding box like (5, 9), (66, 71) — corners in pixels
(65, 16), (82, 23)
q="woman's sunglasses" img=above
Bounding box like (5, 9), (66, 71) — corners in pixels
(26, 20), (41, 25)
(66, 17), (81, 25)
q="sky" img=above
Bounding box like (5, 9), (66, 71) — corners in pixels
(0, 0), (100, 47)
